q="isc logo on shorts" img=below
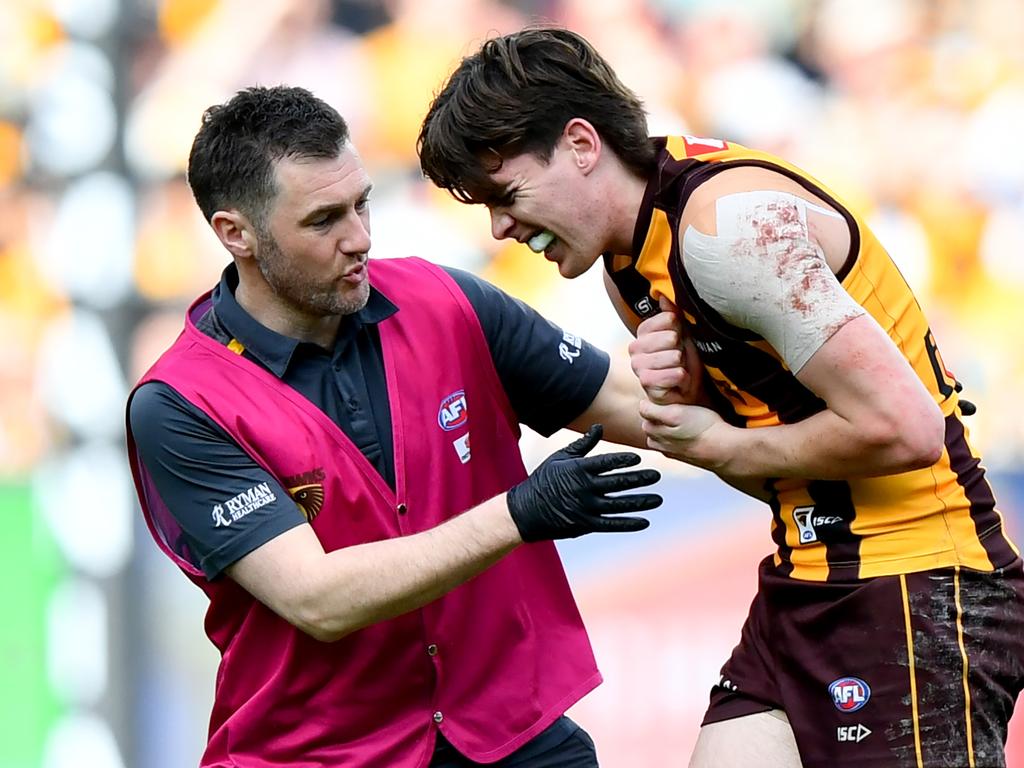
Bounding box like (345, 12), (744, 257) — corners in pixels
(837, 724), (872, 743)
(438, 390), (468, 431)
(829, 677), (871, 712)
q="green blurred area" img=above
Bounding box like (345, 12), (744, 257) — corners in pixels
(0, 482), (63, 767)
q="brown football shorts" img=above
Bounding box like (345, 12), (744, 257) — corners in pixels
(703, 555), (1024, 767)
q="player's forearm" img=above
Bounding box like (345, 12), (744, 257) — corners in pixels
(703, 407), (943, 480)
(296, 496), (521, 641)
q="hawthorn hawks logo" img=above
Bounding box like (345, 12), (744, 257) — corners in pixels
(288, 484), (325, 521)
(284, 467), (326, 522)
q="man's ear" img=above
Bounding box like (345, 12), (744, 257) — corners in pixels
(563, 118), (602, 175)
(210, 210), (259, 261)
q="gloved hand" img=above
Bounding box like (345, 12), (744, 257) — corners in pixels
(507, 424), (662, 542)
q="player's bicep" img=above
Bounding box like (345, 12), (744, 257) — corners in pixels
(794, 312), (944, 460)
(681, 190), (864, 373)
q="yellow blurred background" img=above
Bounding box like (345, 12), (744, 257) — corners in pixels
(3, 0), (1024, 765)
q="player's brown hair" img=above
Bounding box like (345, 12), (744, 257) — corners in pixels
(417, 27), (655, 205)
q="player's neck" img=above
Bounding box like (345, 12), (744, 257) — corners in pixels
(597, 162), (649, 256)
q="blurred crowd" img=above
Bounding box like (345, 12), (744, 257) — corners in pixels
(4, 0), (1024, 764)
(3, 0), (1024, 483)
(2, 0), (1024, 487)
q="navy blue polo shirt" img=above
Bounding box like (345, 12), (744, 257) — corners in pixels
(129, 262), (610, 580)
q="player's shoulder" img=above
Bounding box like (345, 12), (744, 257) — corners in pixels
(681, 165), (832, 235)
(691, 165), (799, 207)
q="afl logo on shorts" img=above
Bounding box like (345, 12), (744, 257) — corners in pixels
(438, 390), (468, 431)
(829, 677), (871, 713)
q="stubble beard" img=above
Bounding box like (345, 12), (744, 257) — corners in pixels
(256, 232), (370, 317)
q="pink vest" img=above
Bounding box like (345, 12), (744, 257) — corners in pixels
(126, 258), (600, 767)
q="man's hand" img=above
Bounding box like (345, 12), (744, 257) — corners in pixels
(507, 424), (662, 542)
(639, 398), (726, 470)
(629, 299), (705, 406)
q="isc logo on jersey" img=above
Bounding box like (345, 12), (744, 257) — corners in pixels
(438, 390), (468, 431)
(829, 677), (871, 713)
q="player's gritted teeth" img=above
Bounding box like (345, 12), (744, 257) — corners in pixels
(526, 229), (557, 254)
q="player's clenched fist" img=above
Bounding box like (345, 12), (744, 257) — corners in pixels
(629, 299), (704, 406)
(639, 397), (723, 470)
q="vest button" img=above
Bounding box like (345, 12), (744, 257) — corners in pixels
(397, 503), (408, 515)
(433, 711), (444, 724)
(427, 643), (438, 656)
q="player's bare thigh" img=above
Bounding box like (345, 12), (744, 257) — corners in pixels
(688, 709), (801, 768)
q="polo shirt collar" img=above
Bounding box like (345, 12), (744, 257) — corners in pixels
(212, 263), (398, 378)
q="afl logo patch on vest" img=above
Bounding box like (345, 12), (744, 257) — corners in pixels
(438, 390), (468, 431)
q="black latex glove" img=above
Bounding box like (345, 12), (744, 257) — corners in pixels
(507, 424), (662, 542)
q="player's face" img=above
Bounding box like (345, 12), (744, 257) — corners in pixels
(256, 144), (373, 316)
(484, 146), (606, 279)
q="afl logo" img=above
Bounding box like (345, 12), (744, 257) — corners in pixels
(438, 390), (468, 431)
(829, 677), (871, 713)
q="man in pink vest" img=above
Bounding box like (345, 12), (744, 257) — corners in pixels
(126, 85), (662, 767)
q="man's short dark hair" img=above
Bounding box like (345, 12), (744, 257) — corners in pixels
(417, 27), (655, 205)
(187, 86), (349, 227)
